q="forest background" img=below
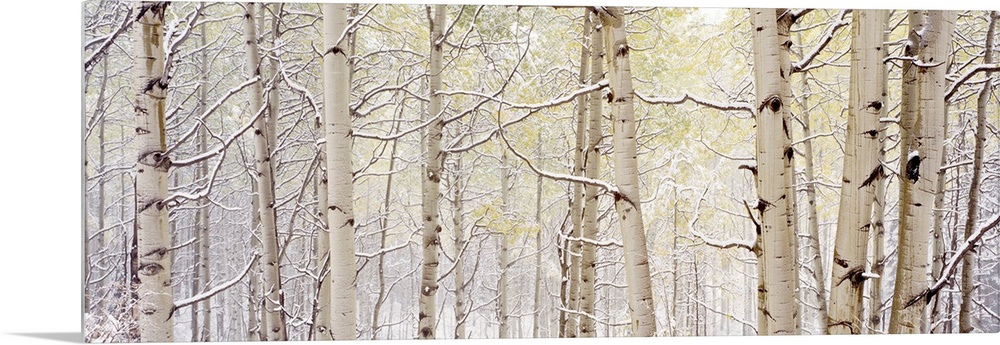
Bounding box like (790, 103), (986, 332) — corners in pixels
(1, 0), (999, 345)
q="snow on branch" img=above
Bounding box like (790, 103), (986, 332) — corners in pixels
(944, 63), (1000, 101)
(173, 253), (261, 312)
(84, 5), (134, 73)
(497, 123), (622, 199)
(634, 91), (753, 113)
(165, 76), (262, 156)
(909, 212), (1000, 308)
(171, 75), (276, 167)
(437, 79), (609, 111)
(792, 9), (851, 73)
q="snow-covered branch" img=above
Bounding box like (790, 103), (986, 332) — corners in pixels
(174, 253), (261, 311)
(944, 63), (1000, 101)
(792, 9), (851, 73)
(498, 125), (621, 198)
(634, 91), (753, 113)
(910, 212), (1000, 307)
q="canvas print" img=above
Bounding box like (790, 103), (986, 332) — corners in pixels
(82, 1), (1000, 342)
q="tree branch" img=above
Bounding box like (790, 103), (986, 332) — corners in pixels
(173, 253), (261, 311)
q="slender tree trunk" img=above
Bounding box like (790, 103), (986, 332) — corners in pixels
(132, 2), (173, 342)
(889, 10), (956, 334)
(749, 8), (800, 335)
(248, 181), (262, 342)
(452, 142), (466, 339)
(313, 160), (332, 340)
(580, 9), (600, 338)
(418, 4), (446, 339)
(322, 3), (358, 340)
(566, 10), (590, 336)
(243, 3), (286, 340)
(372, 119), (401, 340)
(958, 10), (996, 334)
(532, 131), (543, 339)
(829, 9), (887, 335)
(796, 63), (828, 336)
(596, 7), (657, 337)
(499, 152), (512, 339)
(195, 20), (213, 342)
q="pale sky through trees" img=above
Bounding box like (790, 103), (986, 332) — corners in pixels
(75, 0), (1000, 342)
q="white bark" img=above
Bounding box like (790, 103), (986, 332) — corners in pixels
(499, 152), (511, 339)
(889, 10), (956, 334)
(566, 8), (591, 338)
(452, 149), (467, 339)
(243, 3), (286, 340)
(323, 3), (358, 340)
(597, 7), (657, 337)
(796, 60), (828, 336)
(418, 4), (446, 339)
(132, 2), (173, 342)
(829, 9), (887, 335)
(580, 9), (601, 338)
(958, 10), (996, 334)
(749, 8), (800, 335)
(196, 19), (212, 342)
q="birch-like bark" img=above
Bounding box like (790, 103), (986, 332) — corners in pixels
(132, 2), (173, 342)
(565, 13), (590, 337)
(958, 10), (996, 334)
(243, 3), (286, 340)
(889, 10), (956, 334)
(452, 145), (466, 339)
(372, 116), (401, 340)
(828, 9), (887, 335)
(796, 62), (827, 335)
(580, 9), (601, 338)
(499, 152), (511, 339)
(312, 159), (332, 340)
(419, 4), (446, 339)
(867, 22), (891, 332)
(597, 7), (657, 337)
(248, 181), (263, 341)
(532, 131), (543, 339)
(749, 8), (800, 335)
(196, 20), (212, 342)
(322, 3), (358, 340)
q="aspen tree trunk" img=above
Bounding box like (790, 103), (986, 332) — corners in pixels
(313, 160), (332, 340)
(596, 7), (657, 337)
(373, 119), (401, 340)
(889, 10), (956, 334)
(580, 9), (601, 338)
(323, 3), (358, 340)
(248, 181), (262, 341)
(311, 73), (333, 340)
(418, 4), (446, 339)
(749, 8), (800, 335)
(452, 145), (467, 339)
(796, 66), (828, 335)
(929, 117), (950, 333)
(866, 83), (889, 335)
(566, 10), (590, 335)
(94, 57), (109, 317)
(499, 152), (512, 339)
(132, 2), (173, 342)
(196, 21), (212, 342)
(243, 3), (287, 340)
(866, 15), (892, 334)
(532, 131), (543, 339)
(958, 10), (996, 334)
(132, 2), (174, 342)
(829, 9), (887, 335)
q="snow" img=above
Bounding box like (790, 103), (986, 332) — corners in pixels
(908, 150), (920, 161)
